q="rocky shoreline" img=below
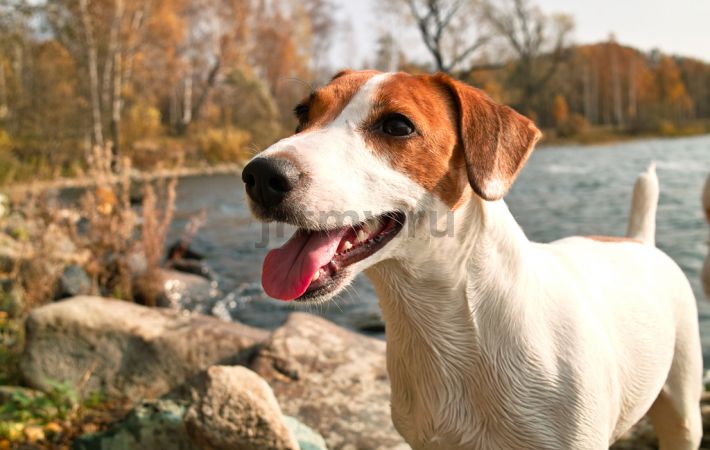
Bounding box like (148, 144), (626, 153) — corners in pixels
(1, 163), (244, 199)
(0, 296), (708, 449)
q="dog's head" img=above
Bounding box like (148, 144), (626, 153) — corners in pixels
(242, 70), (540, 303)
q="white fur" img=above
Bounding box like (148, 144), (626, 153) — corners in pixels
(702, 172), (710, 299)
(249, 76), (703, 449)
(626, 162), (658, 246)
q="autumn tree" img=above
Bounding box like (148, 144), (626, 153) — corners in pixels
(552, 94), (568, 126)
(655, 56), (693, 122)
(482, 0), (573, 115)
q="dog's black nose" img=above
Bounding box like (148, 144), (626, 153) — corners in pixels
(242, 158), (302, 207)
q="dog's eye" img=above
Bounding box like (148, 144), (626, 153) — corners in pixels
(382, 115), (414, 137)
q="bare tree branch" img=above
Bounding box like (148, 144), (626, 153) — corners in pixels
(405, 0), (489, 73)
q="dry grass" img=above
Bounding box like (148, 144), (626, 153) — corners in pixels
(139, 174), (177, 307)
(1, 145), (181, 311)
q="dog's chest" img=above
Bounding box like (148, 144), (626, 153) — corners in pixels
(387, 344), (600, 450)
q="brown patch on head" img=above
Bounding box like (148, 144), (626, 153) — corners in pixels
(294, 70), (381, 133)
(359, 73), (468, 209)
(582, 236), (642, 244)
(358, 72), (540, 209)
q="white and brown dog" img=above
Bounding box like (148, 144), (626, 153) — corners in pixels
(242, 70), (702, 449)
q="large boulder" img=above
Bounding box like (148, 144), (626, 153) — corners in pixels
(183, 365), (299, 450)
(250, 312), (409, 450)
(20, 296), (269, 400)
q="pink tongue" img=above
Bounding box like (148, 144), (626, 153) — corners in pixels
(262, 228), (346, 301)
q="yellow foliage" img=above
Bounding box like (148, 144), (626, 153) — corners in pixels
(123, 102), (163, 144)
(658, 120), (677, 136)
(194, 127), (252, 164)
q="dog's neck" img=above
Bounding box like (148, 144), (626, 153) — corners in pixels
(365, 196), (540, 445)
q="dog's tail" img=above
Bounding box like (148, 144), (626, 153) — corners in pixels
(702, 173), (710, 299)
(625, 162), (659, 246)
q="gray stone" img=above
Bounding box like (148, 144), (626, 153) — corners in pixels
(72, 399), (199, 450)
(166, 258), (217, 281)
(20, 296), (269, 400)
(283, 416), (328, 450)
(57, 264), (92, 299)
(133, 269), (222, 311)
(183, 365), (299, 450)
(250, 312), (408, 450)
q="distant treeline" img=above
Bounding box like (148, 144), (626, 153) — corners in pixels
(377, 0), (710, 142)
(0, 0), (709, 184)
(465, 41), (710, 138)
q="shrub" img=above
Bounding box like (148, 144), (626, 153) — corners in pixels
(123, 102), (163, 145)
(193, 127), (252, 164)
(556, 114), (589, 138)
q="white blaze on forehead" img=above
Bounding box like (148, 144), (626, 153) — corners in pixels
(327, 73), (393, 130)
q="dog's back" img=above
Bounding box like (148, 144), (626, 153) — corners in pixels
(535, 164), (702, 448)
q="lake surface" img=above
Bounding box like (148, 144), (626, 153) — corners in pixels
(167, 134), (710, 365)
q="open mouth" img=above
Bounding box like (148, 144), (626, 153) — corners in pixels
(261, 212), (405, 301)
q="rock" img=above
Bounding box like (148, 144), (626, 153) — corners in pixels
(283, 416), (328, 450)
(72, 399), (199, 450)
(56, 264), (92, 299)
(183, 365), (299, 450)
(20, 296), (269, 401)
(167, 241), (205, 261)
(74, 386), (325, 450)
(133, 269), (222, 312)
(250, 313), (407, 450)
(166, 258), (217, 281)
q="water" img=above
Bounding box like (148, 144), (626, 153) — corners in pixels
(167, 134), (710, 364)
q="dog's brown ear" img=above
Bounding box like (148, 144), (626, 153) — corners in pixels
(435, 74), (541, 201)
(331, 69), (355, 81)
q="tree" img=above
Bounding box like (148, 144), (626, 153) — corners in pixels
(78, 0), (104, 148)
(396, 0), (490, 74)
(483, 0), (573, 114)
(551, 94), (568, 126)
(655, 56), (692, 122)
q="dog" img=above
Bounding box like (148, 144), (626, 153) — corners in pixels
(242, 70), (702, 449)
(702, 172), (710, 299)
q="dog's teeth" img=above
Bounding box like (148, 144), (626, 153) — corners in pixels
(356, 230), (368, 243)
(342, 241), (353, 251)
(311, 271), (320, 282)
(366, 218), (379, 232)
